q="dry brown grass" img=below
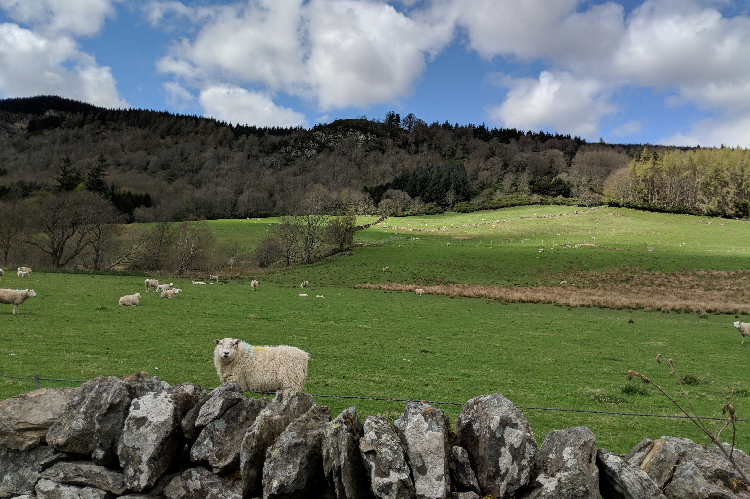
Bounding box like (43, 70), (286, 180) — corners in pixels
(357, 270), (750, 316)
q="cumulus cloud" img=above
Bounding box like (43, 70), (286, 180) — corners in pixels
(200, 85), (308, 127)
(0, 0), (119, 36)
(488, 71), (616, 138)
(0, 0), (126, 107)
(0, 22), (125, 107)
(151, 0), (454, 120)
(661, 114), (750, 148)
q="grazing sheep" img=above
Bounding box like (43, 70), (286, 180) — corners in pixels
(145, 279), (159, 292)
(733, 321), (750, 344)
(119, 292), (141, 307)
(299, 293), (308, 297)
(161, 288), (181, 298)
(300, 281), (308, 288)
(0, 268), (3, 276)
(415, 288), (424, 296)
(155, 282), (174, 293)
(17, 267), (31, 277)
(0, 288), (36, 314)
(192, 281), (206, 285)
(213, 338), (309, 392)
(209, 275), (219, 283)
(251, 279), (259, 291)
(316, 295), (324, 298)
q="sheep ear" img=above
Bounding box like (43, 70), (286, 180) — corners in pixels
(214, 339), (220, 344)
(232, 339), (241, 346)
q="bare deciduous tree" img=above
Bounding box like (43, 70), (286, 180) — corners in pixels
(27, 192), (116, 269)
(0, 191), (26, 266)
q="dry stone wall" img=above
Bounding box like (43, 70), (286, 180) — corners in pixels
(1, 372), (749, 499)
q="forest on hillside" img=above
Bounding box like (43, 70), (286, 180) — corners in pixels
(0, 95), (747, 271)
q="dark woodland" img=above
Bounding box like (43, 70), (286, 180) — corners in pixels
(0, 95), (747, 271)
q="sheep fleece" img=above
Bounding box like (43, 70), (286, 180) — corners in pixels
(213, 338), (309, 392)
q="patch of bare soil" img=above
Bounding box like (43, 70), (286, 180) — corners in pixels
(357, 269), (750, 316)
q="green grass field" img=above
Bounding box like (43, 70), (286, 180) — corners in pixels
(1, 206), (749, 454)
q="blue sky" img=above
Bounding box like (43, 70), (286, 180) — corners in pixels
(1, 0), (748, 147)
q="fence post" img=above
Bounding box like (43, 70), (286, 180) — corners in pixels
(34, 374), (40, 390)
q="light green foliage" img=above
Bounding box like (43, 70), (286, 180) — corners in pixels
(1, 207), (748, 454)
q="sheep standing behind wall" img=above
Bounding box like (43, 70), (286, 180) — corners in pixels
(415, 288), (424, 296)
(209, 275), (219, 283)
(0, 288), (36, 314)
(213, 338), (309, 392)
(145, 279), (159, 292)
(119, 293), (141, 306)
(734, 321), (750, 344)
(251, 279), (258, 291)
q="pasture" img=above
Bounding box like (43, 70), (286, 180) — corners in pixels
(1, 206), (749, 454)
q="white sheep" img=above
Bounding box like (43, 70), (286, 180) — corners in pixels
(415, 288), (424, 296)
(733, 321), (750, 344)
(299, 293), (308, 297)
(213, 338), (309, 392)
(382, 267), (389, 272)
(160, 288), (181, 298)
(0, 288), (36, 314)
(251, 279), (259, 291)
(155, 282), (174, 293)
(316, 295), (324, 298)
(209, 274), (219, 283)
(192, 281), (206, 285)
(300, 281), (308, 288)
(17, 267), (31, 277)
(145, 279), (159, 292)
(0, 268), (3, 276)
(119, 292), (141, 307)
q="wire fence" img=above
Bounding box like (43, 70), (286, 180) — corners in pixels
(2, 373), (747, 423)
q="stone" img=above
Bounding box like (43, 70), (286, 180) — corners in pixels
(359, 415), (416, 499)
(181, 383), (244, 442)
(0, 445), (60, 497)
(46, 373), (170, 466)
(40, 461), (127, 495)
(239, 389), (314, 497)
(449, 446), (480, 496)
(0, 387), (76, 451)
(455, 393), (537, 498)
(35, 478), (111, 498)
(163, 467), (242, 499)
(190, 396), (267, 474)
(393, 400), (452, 499)
(624, 437), (653, 467)
(322, 407), (375, 499)
(596, 448), (665, 499)
(521, 426), (598, 499)
(117, 383), (203, 492)
(262, 404), (332, 499)
(664, 441), (750, 499)
(636, 436), (697, 488)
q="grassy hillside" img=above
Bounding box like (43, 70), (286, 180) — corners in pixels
(1, 206), (749, 454)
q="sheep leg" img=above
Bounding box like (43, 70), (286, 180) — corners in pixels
(12, 304), (17, 315)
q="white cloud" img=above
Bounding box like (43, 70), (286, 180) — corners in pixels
(153, 0), (454, 112)
(611, 120), (644, 138)
(0, 22), (125, 107)
(488, 71), (616, 138)
(200, 85), (308, 127)
(661, 114), (750, 148)
(0, 0), (119, 36)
